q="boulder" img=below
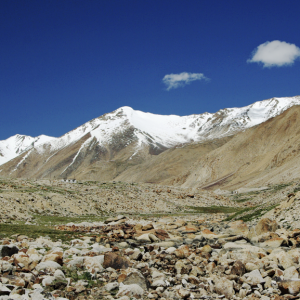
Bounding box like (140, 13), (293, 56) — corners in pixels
(226, 220), (249, 236)
(201, 245), (212, 254)
(177, 225), (198, 234)
(260, 237), (284, 248)
(278, 279), (300, 295)
(35, 261), (62, 273)
(83, 256), (104, 272)
(151, 270), (167, 287)
(103, 252), (130, 270)
(116, 283), (144, 299)
(105, 215), (126, 224)
(243, 269), (265, 285)
(154, 229), (169, 240)
(248, 218), (278, 241)
(105, 282), (119, 291)
(231, 260), (246, 276)
(54, 269), (66, 281)
(201, 229), (218, 239)
(174, 245), (190, 258)
(1, 245), (19, 257)
(177, 288), (190, 299)
(142, 224), (154, 231)
(123, 270), (148, 290)
(283, 266), (299, 280)
(274, 250), (295, 270)
(214, 277), (235, 299)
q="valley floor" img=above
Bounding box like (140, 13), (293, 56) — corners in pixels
(0, 178), (300, 299)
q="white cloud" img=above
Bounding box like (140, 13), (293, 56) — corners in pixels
(162, 72), (208, 90)
(248, 40), (300, 67)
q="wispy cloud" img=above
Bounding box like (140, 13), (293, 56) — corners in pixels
(162, 72), (208, 90)
(247, 40), (300, 67)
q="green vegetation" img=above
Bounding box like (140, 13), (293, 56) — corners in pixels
(225, 204), (279, 222)
(0, 223), (83, 242)
(271, 183), (291, 192)
(239, 204), (279, 222)
(186, 205), (242, 214)
(294, 186), (300, 193)
(233, 197), (253, 203)
(225, 206), (259, 221)
(32, 214), (106, 226)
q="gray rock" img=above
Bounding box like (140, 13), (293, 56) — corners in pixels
(123, 270), (148, 290)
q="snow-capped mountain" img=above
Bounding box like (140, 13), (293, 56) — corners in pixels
(21, 95), (300, 152)
(1, 96), (300, 179)
(0, 134), (55, 166)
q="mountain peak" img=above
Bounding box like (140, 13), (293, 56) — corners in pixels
(1, 95), (300, 168)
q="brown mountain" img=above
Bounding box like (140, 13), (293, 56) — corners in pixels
(1, 105), (300, 190)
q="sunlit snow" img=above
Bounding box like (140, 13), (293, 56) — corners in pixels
(1, 96), (300, 167)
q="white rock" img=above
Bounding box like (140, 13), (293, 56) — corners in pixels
(42, 276), (55, 287)
(165, 247), (177, 254)
(105, 282), (119, 291)
(116, 283), (144, 298)
(284, 266), (299, 280)
(83, 255), (104, 272)
(36, 261), (62, 273)
(136, 233), (151, 242)
(54, 269), (66, 281)
(244, 269), (265, 285)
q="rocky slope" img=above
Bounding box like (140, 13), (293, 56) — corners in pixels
(2, 212), (300, 299)
(112, 104), (300, 190)
(1, 96), (300, 183)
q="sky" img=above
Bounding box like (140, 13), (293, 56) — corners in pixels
(1, 0), (300, 140)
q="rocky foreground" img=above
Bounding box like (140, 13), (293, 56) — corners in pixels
(2, 208), (300, 300)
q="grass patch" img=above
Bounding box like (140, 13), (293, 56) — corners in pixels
(224, 206), (258, 221)
(32, 214), (106, 226)
(233, 198), (253, 203)
(271, 183), (291, 192)
(186, 206), (241, 214)
(225, 204), (279, 222)
(239, 204), (279, 222)
(0, 223), (83, 242)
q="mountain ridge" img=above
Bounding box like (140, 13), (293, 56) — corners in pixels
(1, 95), (300, 187)
(1, 95), (300, 168)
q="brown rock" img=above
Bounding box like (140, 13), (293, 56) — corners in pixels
(201, 245), (212, 254)
(206, 262), (216, 273)
(214, 277), (235, 299)
(155, 229), (169, 240)
(174, 245), (190, 258)
(16, 235), (28, 242)
(177, 288), (190, 299)
(231, 260), (246, 276)
(201, 229), (218, 239)
(278, 280), (300, 295)
(118, 274), (127, 283)
(142, 224), (154, 231)
(103, 252), (130, 269)
(227, 220), (249, 236)
(188, 275), (200, 284)
(42, 253), (63, 265)
(255, 218), (278, 235)
(177, 225), (198, 234)
(134, 224), (143, 231)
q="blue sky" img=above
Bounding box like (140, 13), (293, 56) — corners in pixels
(1, 0), (300, 140)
